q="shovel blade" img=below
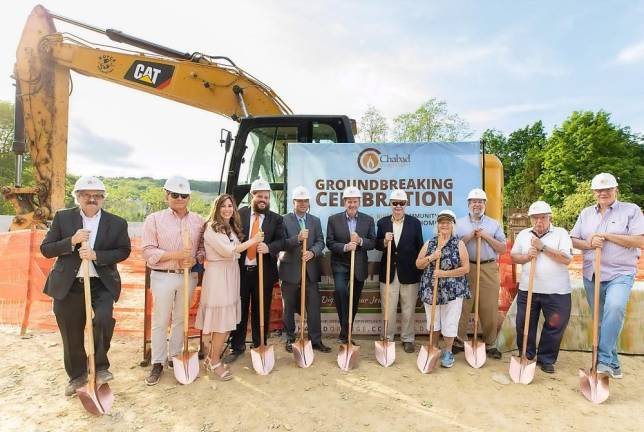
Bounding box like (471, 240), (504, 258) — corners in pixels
(416, 344), (441, 374)
(509, 355), (536, 384)
(374, 340), (396, 367)
(293, 339), (315, 368)
(579, 369), (609, 404)
(76, 382), (113, 415)
(251, 345), (276, 375)
(172, 351), (200, 385)
(337, 343), (360, 371)
(464, 340), (487, 369)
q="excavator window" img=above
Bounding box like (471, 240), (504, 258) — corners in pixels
(311, 122), (339, 143)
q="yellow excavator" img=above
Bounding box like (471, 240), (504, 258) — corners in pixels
(4, 5), (502, 231)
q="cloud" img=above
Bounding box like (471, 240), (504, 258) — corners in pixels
(464, 102), (558, 124)
(616, 40), (644, 64)
(69, 122), (139, 168)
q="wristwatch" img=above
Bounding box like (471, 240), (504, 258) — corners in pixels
(540, 245), (546, 252)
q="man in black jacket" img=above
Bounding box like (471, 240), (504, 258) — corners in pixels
(376, 189), (423, 353)
(225, 179), (284, 363)
(40, 176), (131, 396)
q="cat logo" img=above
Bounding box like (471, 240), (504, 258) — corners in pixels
(124, 61), (174, 89)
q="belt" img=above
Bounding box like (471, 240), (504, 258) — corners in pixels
(76, 276), (98, 283)
(245, 265), (258, 272)
(470, 259), (496, 264)
(152, 269), (188, 274)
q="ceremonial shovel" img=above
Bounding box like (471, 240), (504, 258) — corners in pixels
(417, 252), (442, 374)
(251, 250), (276, 375)
(464, 237), (486, 368)
(293, 235), (314, 368)
(337, 250), (360, 371)
(375, 240), (395, 367)
(509, 258), (537, 384)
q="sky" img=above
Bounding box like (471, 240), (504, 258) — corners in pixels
(2, 1), (643, 180)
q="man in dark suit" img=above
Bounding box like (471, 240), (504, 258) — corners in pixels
(279, 186), (331, 353)
(225, 179), (284, 363)
(375, 189), (423, 353)
(40, 176), (131, 396)
(326, 186), (376, 344)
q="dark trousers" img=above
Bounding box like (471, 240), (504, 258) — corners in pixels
(231, 266), (274, 351)
(281, 279), (322, 344)
(52, 278), (115, 382)
(333, 271), (364, 339)
(515, 290), (571, 365)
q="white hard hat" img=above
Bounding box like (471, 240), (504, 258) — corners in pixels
(73, 176), (106, 193)
(250, 179), (271, 193)
(467, 188), (487, 201)
(436, 209), (456, 222)
(292, 185), (310, 200)
(342, 186), (361, 199)
(164, 176), (191, 194)
(389, 189), (407, 202)
(591, 173), (618, 190)
(528, 200), (552, 216)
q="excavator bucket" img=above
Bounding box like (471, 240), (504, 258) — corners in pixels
(293, 339), (314, 368)
(374, 339), (395, 368)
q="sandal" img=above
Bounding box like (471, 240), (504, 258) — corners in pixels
(211, 362), (233, 381)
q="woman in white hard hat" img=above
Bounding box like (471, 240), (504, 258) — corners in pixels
(570, 173), (644, 379)
(511, 201), (573, 374)
(195, 194), (264, 380)
(416, 209), (470, 368)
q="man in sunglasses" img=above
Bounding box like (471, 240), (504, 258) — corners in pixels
(141, 176), (205, 385)
(41, 176), (131, 397)
(455, 188), (506, 359)
(375, 189), (424, 353)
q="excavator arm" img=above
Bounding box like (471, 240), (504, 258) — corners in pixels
(4, 4), (292, 230)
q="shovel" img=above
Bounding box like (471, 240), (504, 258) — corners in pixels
(417, 254), (442, 374)
(293, 236), (314, 368)
(251, 250), (276, 375)
(464, 237), (486, 368)
(76, 243), (114, 415)
(375, 240), (395, 367)
(338, 250), (360, 371)
(172, 227), (199, 384)
(579, 247), (609, 403)
(509, 257), (537, 384)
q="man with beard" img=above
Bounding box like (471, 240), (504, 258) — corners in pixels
(225, 179), (284, 363)
(455, 188), (507, 359)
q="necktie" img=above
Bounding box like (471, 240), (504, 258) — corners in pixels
(298, 217), (306, 230)
(247, 214), (260, 261)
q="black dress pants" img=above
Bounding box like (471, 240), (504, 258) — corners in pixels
(230, 265), (274, 351)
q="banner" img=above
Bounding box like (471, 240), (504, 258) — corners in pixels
(286, 142), (482, 334)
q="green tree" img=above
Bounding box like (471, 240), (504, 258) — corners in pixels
(539, 111), (644, 208)
(551, 181), (596, 230)
(358, 106), (388, 142)
(392, 98), (471, 142)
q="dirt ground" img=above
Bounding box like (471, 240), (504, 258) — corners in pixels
(1, 328), (642, 432)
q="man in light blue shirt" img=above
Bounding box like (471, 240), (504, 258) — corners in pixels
(454, 188), (507, 359)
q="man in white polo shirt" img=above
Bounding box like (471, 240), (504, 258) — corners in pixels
(510, 201), (573, 374)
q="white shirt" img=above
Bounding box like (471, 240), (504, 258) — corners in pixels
(392, 216), (404, 246)
(245, 211), (265, 266)
(511, 225), (572, 295)
(76, 209), (101, 278)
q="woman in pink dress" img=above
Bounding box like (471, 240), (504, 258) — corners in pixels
(195, 194), (263, 380)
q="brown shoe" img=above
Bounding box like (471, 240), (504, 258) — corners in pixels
(145, 363), (163, 386)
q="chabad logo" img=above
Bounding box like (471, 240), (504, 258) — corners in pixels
(357, 148), (382, 174)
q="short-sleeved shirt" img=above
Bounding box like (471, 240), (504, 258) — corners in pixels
(511, 225), (572, 295)
(570, 200), (644, 281)
(456, 214), (506, 261)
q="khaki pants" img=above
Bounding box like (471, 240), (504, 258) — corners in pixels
(379, 273), (418, 343)
(457, 262), (500, 347)
(150, 271), (198, 364)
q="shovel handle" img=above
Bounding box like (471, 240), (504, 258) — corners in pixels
(591, 247), (601, 371)
(300, 237), (307, 340)
(473, 236), (482, 340)
(348, 250), (355, 341)
(428, 239), (443, 347)
(258, 248), (265, 346)
(383, 241), (392, 336)
(520, 258), (537, 359)
(80, 241), (97, 386)
(181, 225), (192, 353)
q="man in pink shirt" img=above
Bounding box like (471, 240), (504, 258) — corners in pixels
(141, 176), (205, 385)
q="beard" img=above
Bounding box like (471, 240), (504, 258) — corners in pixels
(252, 200), (268, 214)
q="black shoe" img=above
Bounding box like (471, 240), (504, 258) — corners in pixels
(403, 342), (415, 353)
(337, 336), (347, 344)
(452, 341), (464, 353)
(486, 347), (502, 360)
(312, 342), (332, 353)
(96, 369), (114, 386)
(349, 339), (360, 347)
(223, 349), (244, 364)
(539, 362), (555, 374)
(145, 363), (163, 386)
(285, 339), (294, 353)
(64, 375), (88, 397)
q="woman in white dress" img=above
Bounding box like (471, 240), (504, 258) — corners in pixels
(195, 194), (263, 380)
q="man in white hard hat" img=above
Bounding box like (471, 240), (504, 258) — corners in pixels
(225, 179), (284, 363)
(279, 186), (331, 353)
(326, 185), (376, 345)
(570, 173), (644, 379)
(41, 176), (131, 396)
(510, 201), (573, 374)
(375, 189), (423, 353)
(141, 176), (205, 385)
(455, 188), (507, 359)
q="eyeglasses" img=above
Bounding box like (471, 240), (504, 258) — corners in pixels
(170, 192), (190, 199)
(79, 193), (105, 200)
(391, 201), (406, 207)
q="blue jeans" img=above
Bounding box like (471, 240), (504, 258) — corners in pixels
(583, 273), (635, 369)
